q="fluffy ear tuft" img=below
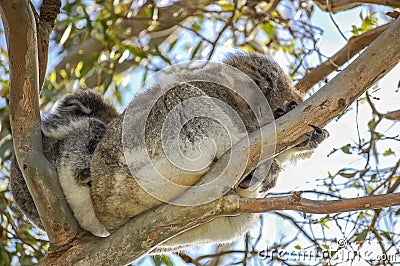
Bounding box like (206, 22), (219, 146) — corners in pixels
(59, 98), (92, 115)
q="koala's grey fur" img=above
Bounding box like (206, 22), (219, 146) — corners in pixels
(89, 52), (329, 251)
(10, 90), (118, 237)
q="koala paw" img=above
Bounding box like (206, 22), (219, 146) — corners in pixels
(297, 124), (329, 150)
(273, 101), (298, 119)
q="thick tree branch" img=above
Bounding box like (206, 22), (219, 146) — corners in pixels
(0, 0), (80, 245)
(42, 195), (239, 265)
(40, 16), (400, 265)
(240, 192), (400, 214)
(296, 22), (392, 94)
(313, 0), (400, 12)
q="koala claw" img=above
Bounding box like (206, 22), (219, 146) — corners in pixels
(308, 124), (322, 133)
(303, 124), (329, 149)
(286, 101), (298, 112)
(273, 101), (299, 119)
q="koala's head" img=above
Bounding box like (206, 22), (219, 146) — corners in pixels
(56, 90), (118, 124)
(223, 52), (303, 111)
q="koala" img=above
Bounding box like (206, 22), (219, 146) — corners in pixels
(10, 90), (118, 237)
(89, 52), (329, 252)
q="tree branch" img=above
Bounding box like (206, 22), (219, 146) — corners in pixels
(240, 192), (400, 214)
(36, 0), (61, 90)
(40, 16), (400, 265)
(0, 0), (81, 245)
(384, 109), (400, 120)
(313, 0), (400, 12)
(296, 22), (392, 94)
(41, 195), (239, 265)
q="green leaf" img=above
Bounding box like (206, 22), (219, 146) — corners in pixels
(191, 22), (201, 32)
(368, 118), (376, 129)
(370, 173), (377, 180)
(381, 231), (391, 241)
(0, 249), (11, 265)
(220, 2), (234, 11)
(151, 255), (173, 266)
(75, 61), (84, 77)
(351, 25), (359, 36)
(318, 215), (330, 229)
(261, 21), (275, 38)
(151, 255), (162, 266)
(160, 255), (173, 266)
(48, 70), (57, 83)
(59, 69), (68, 79)
(383, 148), (395, 156)
(340, 144), (352, 154)
(359, 168), (369, 178)
(168, 37), (179, 52)
(355, 230), (368, 242)
(339, 172), (356, 178)
(191, 41), (203, 60)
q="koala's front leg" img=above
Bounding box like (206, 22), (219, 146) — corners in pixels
(295, 124), (329, 151)
(273, 101), (329, 154)
(60, 118), (106, 186)
(57, 118), (110, 237)
(275, 124), (329, 168)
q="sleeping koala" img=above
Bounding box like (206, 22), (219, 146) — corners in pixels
(88, 52), (329, 252)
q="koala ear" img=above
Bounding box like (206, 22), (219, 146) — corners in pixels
(60, 98), (92, 115)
